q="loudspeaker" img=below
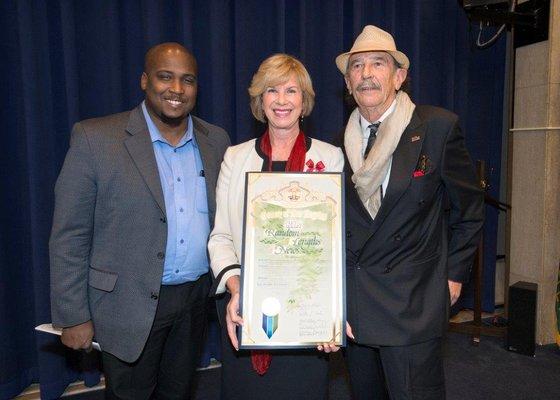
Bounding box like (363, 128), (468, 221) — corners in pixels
(507, 281), (538, 356)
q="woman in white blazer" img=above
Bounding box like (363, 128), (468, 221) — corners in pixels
(208, 54), (344, 400)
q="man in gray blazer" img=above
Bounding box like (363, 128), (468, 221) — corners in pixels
(50, 43), (230, 399)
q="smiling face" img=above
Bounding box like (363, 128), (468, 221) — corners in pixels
(345, 51), (407, 121)
(262, 74), (303, 135)
(141, 44), (198, 130)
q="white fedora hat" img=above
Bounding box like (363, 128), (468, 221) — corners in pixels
(336, 25), (410, 74)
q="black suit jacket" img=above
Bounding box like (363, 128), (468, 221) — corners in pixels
(343, 105), (484, 346)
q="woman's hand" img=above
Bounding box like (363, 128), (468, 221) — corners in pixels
(346, 321), (355, 340)
(317, 342), (340, 353)
(225, 275), (243, 350)
(316, 322), (355, 353)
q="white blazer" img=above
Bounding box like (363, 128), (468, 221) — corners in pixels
(208, 138), (344, 294)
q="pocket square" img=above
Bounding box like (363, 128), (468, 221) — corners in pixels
(413, 154), (432, 178)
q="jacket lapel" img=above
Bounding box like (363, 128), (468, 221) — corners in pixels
(192, 117), (220, 214)
(248, 145), (265, 170)
(192, 117), (215, 174)
(369, 110), (426, 236)
(342, 147), (374, 224)
(124, 106), (166, 215)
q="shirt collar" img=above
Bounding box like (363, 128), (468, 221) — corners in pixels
(141, 101), (195, 148)
(359, 98), (397, 139)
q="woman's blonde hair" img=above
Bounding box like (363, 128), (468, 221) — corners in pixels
(248, 54), (315, 123)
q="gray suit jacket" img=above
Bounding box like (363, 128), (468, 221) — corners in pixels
(49, 105), (230, 362)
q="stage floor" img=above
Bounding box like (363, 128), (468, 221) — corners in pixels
(17, 332), (560, 400)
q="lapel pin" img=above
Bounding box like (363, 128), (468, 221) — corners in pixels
(411, 135), (420, 142)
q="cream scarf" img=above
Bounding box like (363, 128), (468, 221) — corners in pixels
(344, 91), (416, 219)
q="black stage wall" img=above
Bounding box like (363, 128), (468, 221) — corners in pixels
(0, 1), (505, 398)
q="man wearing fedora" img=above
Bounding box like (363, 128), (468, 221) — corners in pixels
(336, 25), (484, 399)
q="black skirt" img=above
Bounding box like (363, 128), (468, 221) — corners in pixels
(217, 294), (329, 400)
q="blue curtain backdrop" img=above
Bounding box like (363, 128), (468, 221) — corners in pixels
(0, 1), (505, 398)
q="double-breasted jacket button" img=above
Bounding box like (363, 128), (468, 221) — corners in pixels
(394, 234), (402, 242)
(346, 230), (352, 238)
(150, 292), (159, 300)
(160, 217), (167, 223)
(383, 266), (393, 274)
(157, 252), (165, 260)
(355, 263), (361, 270)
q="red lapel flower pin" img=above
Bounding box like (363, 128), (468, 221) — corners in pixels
(306, 159), (325, 172)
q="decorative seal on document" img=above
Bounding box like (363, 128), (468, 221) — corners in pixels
(261, 297), (281, 338)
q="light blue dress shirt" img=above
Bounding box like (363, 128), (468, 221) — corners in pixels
(142, 102), (210, 284)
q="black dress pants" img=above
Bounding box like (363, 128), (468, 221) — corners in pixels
(346, 337), (445, 400)
(102, 275), (209, 400)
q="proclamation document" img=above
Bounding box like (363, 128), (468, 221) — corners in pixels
(239, 172), (345, 349)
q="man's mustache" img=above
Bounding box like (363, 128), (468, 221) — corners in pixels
(357, 80), (381, 91)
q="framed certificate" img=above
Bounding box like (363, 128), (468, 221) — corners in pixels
(238, 172), (346, 349)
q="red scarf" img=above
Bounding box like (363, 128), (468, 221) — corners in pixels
(250, 130), (306, 375)
(259, 130), (307, 172)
